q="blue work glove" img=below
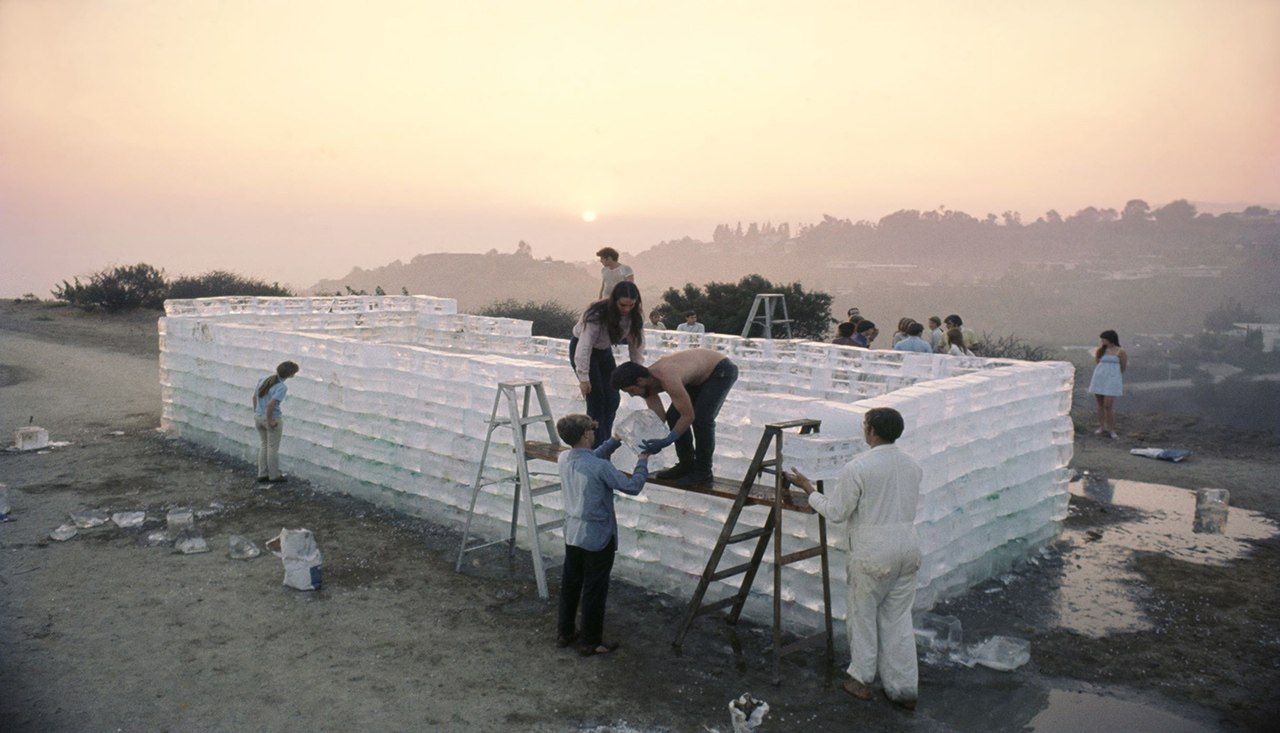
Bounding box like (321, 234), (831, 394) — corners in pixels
(640, 431), (679, 454)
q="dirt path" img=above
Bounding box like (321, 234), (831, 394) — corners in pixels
(2, 301), (1275, 731)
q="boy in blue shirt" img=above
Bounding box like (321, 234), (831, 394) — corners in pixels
(555, 414), (649, 656)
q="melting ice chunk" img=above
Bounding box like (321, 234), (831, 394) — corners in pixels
(968, 635), (1030, 671)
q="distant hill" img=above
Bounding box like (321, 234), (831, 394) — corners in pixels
(311, 247), (599, 312)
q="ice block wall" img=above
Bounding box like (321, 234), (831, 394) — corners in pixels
(159, 295), (1074, 624)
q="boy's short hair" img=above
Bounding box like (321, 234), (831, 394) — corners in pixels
(609, 362), (651, 390)
(837, 322), (855, 337)
(596, 246), (620, 261)
(945, 314), (962, 327)
(928, 316), (942, 327)
(556, 414), (595, 445)
(865, 407), (905, 443)
(685, 311), (697, 318)
(855, 320), (876, 334)
(907, 322), (925, 337)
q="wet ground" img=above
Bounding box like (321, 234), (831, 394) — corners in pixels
(3, 303), (1279, 730)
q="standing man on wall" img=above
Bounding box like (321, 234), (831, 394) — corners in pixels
(787, 407), (923, 711)
(597, 247), (634, 299)
(609, 348), (738, 487)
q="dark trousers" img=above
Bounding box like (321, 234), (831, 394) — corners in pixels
(568, 337), (620, 448)
(666, 358), (739, 472)
(558, 537), (617, 646)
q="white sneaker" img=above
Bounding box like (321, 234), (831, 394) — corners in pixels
(1109, 432), (1119, 440)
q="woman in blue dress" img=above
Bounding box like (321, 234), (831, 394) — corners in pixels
(1087, 330), (1126, 439)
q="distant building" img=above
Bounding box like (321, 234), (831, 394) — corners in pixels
(1232, 323), (1280, 353)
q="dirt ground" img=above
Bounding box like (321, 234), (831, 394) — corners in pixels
(2, 300), (1277, 732)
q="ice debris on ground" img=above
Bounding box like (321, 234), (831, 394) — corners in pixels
(968, 635), (1031, 671)
(49, 524), (78, 541)
(228, 534), (261, 560)
(1130, 447), (1192, 462)
(174, 528), (210, 554)
(915, 612), (963, 662)
(70, 509), (109, 529)
(166, 507), (195, 533)
(14, 426), (49, 451)
(146, 530), (172, 546)
(1193, 489), (1229, 534)
(0, 483), (10, 520)
(111, 511), (146, 528)
(728, 693), (769, 733)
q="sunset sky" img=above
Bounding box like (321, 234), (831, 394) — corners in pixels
(2, 0), (1278, 296)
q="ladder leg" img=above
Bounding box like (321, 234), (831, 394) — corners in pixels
(534, 383), (559, 444)
(456, 417), (501, 572)
(509, 393), (550, 600)
(508, 474), (521, 558)
(771, 438), (785, 686)
(726, 508), (775, 625)
(674, 428), (775, 647)
(818, 514), (835, 667)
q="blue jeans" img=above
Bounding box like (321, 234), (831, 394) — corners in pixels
(568, 337), (620, 448)
(666, 358), (739, 472)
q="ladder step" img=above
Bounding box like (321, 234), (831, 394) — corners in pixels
(710, 561), (754, 582)
(529, 484), (561, 497)
(491, 415), (554, 427)
(778, 546), (824, 565)
(458, 537), (511, 554)
(727, 527), (770, 544)
(536, 518), (565, 532)
(694, 595), (740, 617)
(780, 630), (829, 657)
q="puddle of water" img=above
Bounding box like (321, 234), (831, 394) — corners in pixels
(1028, 688), (1217, 733)
(1052, 478), (1278, 638)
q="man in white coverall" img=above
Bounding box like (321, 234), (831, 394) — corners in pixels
(787, 407), (923, 710)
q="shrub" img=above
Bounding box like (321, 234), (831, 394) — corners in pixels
(167, 270), (292, 299)
(478, 299), (579, 340)
(659, 274), (834, 339)
(970, 333), (1058, 361)
(53, 263), (168, 312)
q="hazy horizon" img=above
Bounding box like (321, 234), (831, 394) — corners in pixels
(3, 1), (1278, 296)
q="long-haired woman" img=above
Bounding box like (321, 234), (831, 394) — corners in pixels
(1087, 330), (1126, 439)
(253, 360), (300, 483)
(569, 281), (645, 447)
(946, 328), (974, 357)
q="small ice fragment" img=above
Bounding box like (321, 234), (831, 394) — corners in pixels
(728, 693), (770, 733)
(1193, 489), (1229, 534)
(109, 430), (126, 436)
(174, 529), (209, 554)
(968, 635), (1031, 671)
(167, 507), (195, 533)
(15, 426), (49, 451)
(228, 534), (261, 560)
(915, 612), (963, 653)
(70, 509), (109, 529)
(0, 483), (10, 520)
(49, 524), (78, 541)
(112, 511), (146, 528)
(146, 530), (171, 546)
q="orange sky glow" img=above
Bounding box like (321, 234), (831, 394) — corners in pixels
(2, 0), (1278, 295)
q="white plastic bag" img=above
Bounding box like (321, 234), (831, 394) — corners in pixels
(266, 528), (323, 591)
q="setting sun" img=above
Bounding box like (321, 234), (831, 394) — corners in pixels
(581, 211), (597, 223)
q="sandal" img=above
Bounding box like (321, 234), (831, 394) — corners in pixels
(578, 641), (620, 657)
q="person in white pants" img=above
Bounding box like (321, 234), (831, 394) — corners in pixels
(788, 407), (923, 710)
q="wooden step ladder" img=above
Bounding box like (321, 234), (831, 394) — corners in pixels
(454, 380), (563, 600)
(672, 419), (835, 684)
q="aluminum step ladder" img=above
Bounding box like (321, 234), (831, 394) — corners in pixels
(454, 380), (563, 600)
(741, 293), (794, 339)
(671, 419), (835, 685)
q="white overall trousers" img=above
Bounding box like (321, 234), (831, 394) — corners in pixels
(845, 522), (921, 701)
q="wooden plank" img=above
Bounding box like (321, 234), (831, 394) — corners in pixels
(524, 441), (813, 513)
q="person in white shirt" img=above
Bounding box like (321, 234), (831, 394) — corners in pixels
(946, 328), (975, 357)
(597, 246), (635, 299)
(927, 316), (945, 353)
(675, 311), (706, 334)
(787, 407), (923, 710)
(648, 309), (667, 330)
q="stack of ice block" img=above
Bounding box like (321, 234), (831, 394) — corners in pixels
(159, 295), (1074, 627)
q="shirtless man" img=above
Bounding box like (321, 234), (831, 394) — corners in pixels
(608, 348), (739, 487)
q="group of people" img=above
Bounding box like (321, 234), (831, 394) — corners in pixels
(833, 308), (978, 357)
(243, 248), (1129, 711)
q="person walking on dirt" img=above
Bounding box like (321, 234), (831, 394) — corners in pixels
(1087, 330), (1126, 439)
(787, 407), (923, 711)
(253, 360), (299, 483)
